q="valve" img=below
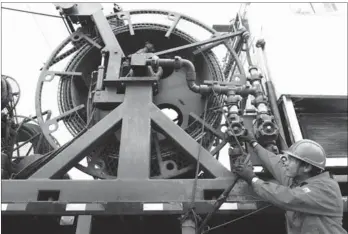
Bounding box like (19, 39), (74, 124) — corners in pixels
(226, 121), (245, 138)
(253, 115), (279, 145)
(248, 66), (262, 82)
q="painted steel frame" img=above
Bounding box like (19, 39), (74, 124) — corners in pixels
(3, 4), (347, 234)
(1, 4), (255, 233)
(1, 83), (264, 234)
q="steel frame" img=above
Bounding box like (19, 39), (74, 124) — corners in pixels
(28, 82), (232, 179)
(1, 178), (266, 215)
(2, 5), (256, 233)
(2, 81), (260, 233)
(1, 82), (264, 234)
(3, 3), (347, 234)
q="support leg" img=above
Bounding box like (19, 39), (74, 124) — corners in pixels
(150, 103), (233, 178)
(76, 215), (92, 234)
(117, 83), (152, 178)
(182, 219), (196, 234)
(30, 104), (123, 179)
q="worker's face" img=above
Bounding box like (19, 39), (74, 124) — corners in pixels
(283, 155), (302, 178)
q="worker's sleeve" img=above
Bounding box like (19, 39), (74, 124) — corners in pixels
(253, 144), (291, 186)
(252, 179), (342, 216)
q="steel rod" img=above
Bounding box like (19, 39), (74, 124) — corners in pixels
(155, 30), (245, 56)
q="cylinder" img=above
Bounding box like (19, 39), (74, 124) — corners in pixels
(181, 219), (196, 234)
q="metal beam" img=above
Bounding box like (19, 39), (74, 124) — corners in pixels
(2, 179), (250, 202)
(2, 179), (346, 215)
(211, 139), (228, 156)
(150, 104), (233, 178)
(1, 201), (276, 216)
(117, 84), (152, 178)
(281, 95), (303, 143)
(91, 9), (124, 82)
(189, 112), (225, 139)
(29, 105), (124, 179)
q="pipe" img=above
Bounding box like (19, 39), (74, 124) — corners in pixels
(182, 58), (201, 93)
(96, 50), (106, 91)
(148, 56), (256, 95)
(148, 57), (201, 93)
(255, 39), (288, 150)
(181, 219), (196, 234)
(197, 153), (251, 233)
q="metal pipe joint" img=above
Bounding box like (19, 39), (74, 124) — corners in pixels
(148, 56), (201, 93)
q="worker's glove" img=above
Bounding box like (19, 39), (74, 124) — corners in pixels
(239, 129), (257, 145)
(233, 162), (256, 185)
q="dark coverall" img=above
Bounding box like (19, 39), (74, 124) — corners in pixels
(251, 145), (347, 234)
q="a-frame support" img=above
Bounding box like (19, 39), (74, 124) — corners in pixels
(30, 83), (232, 179)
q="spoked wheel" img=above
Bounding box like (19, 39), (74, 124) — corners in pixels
(35, 10), (245, 179)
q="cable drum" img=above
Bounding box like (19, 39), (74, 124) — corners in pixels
(39, 15), (229, 178)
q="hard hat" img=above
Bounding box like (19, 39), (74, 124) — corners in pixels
(282, 139), (326, 170)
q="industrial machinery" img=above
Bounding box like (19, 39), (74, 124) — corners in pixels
(1, 3), (347, 234)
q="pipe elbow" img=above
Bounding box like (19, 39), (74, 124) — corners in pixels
(188, 81), (200, 93)
(181, 59), (200, 93)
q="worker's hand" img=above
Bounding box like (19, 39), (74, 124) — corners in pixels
(239, 129), (257, 144)
(233, 162), (256, 185)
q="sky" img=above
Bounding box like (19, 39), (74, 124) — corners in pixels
(1, 3), (347, 179)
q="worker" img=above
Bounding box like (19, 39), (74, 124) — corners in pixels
(234, 131), (347, 234)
